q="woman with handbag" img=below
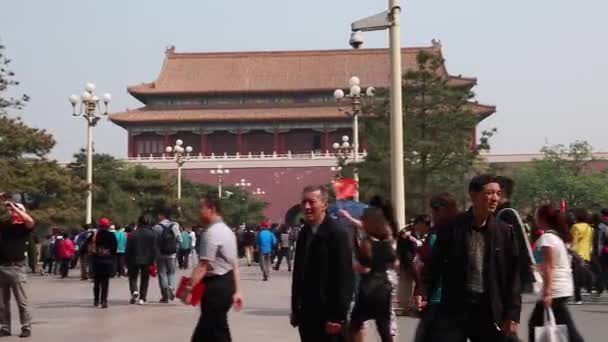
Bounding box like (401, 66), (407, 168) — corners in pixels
(528, 204), (585, 342)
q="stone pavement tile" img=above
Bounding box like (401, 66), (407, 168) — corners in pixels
(2, 265), (605, 341)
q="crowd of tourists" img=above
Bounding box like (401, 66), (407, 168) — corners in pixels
(2, 173), (608, 341)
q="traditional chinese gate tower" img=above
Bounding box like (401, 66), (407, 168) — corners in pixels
(110, 41), (495, 221)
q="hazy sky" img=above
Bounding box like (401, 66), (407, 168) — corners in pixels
(2, 0), (607, 162)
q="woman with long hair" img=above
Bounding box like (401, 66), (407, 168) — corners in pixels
(348, 202), (398, 342)
(528, 204), (584, 342)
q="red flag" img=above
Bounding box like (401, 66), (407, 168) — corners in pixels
(333, 178), (358, 200)
(559, 198), (567, 212)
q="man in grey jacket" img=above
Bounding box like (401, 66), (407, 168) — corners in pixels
(153, 209), (182, 303)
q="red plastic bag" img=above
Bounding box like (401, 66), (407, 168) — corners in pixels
(176, 276), (206, 306)
(148, 264), (157, 277)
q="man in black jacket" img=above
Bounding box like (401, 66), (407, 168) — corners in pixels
(126, 214), (158, 305)
(420, 175), (522, 341)
(291, 185), (354, 342)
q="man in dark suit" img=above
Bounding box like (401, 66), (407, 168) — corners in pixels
(419, 174), (522, 342)
(291, 185), (354, 342)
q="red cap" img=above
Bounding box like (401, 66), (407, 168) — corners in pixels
(260, 220), (270, 228)
(98, 217), (111, 227)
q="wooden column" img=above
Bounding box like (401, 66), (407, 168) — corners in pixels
(323, 128), (330, 151)
(236, 129), (243, 155)
(199, 130), (207, 155)
(128, 133), (136, 157)
(273, 129), (279, 153)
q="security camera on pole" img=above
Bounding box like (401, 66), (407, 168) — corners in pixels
(165, 139), (193, 201)
(348, 0), (406, 228)
(334, 77), (375, 202)
(69, 83), (111, 225)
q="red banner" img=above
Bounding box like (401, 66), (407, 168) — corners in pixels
(333, 178), (358, 200)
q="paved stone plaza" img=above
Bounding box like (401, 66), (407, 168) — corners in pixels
(2, 262), (606, 341)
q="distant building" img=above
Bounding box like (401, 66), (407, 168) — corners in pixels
(110, 42), (495, 221)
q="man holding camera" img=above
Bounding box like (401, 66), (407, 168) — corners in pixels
(0, 194), (35, 338)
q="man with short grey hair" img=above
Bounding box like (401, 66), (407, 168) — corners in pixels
(0, 197), (35, 338)
(291, 185), (354, 342)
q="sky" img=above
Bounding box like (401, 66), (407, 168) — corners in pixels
(1, 0), (607, 162)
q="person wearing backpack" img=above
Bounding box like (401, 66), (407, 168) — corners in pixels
(153, 209), (182, 303)
(178, 226), (192, 269)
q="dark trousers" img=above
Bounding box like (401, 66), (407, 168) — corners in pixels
(414, 304), (439, 342)
(128, 265), (150, 301)
(114, 253), (126, 276)
(178, 249), (191, 269)
(426, 303), (509, 342)
(59, 258), (71, 278)
(274, 247), (292, 271)
(93, 274), (110, 304)
(597, 254), (608, 294)
(192, 272), (235, 342)
(298, 316), (347, 342)
(42, 259), (53, 274)
(528, 297), (584, 342)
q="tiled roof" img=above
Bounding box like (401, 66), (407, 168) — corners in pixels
(110, 105), (347, 125)
(127, 45), (476, 95)
(109, 102), (495, 125)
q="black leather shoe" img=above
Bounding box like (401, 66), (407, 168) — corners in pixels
(19, 328), (31, 338)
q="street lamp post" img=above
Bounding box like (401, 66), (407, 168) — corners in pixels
(165, 139), (193, 201)
(332, 135), (353, 180)
(235, 179), (251, 189)
(349, 0), (406, 228)
(69, 83), (111, 225)
(334, 77), (375, 202)
(252, 188), (266, 196)
(210, 165), (230, 199)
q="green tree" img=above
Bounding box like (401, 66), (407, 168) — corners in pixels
(0, 40), (85, 224)
(68, 151), (267, 227)
(358, 51), (494, 214)
(512, 141), (608, 210)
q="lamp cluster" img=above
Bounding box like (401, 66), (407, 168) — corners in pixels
(69, 82), (112, 126)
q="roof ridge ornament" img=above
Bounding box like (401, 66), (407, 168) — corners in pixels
(165, 45), (176, 56)
(431, 39), (442, 48)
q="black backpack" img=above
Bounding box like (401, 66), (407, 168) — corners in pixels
(159, 222), (178, 255)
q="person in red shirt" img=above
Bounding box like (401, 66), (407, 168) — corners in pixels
(56, 232), (75, 278)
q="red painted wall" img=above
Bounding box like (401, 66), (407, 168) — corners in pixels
(181, 166), (334, 223)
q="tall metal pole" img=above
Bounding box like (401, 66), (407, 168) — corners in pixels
(352, 113), (360, 202)
(389, 0), (406, 228)
(218, 176), (222, 199)
(177, 164), (182, 201)
(85, 117), (93, 225)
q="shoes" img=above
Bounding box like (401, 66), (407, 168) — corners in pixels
(0, 329), (10, 337)
(130, 291), (139, 304)
(159, 298), (169, 303)
(94, 301), (99, 308)
(138, 299), (146, 305)
(572, 301), (583, 305)
(19, 328), (31, 338)
(168, 288), (175, 301)
(101, 302), (108, 309)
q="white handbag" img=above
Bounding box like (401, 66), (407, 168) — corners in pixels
(534, 307), (569, 342)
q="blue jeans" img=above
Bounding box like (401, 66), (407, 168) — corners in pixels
(157, 256), (177, 291)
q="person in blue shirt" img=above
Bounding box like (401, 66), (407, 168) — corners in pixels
(256, 221), (276, 281)
(113, 225), (127, 277)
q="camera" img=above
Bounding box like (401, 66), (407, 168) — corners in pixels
(349, 31), (364, 49)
